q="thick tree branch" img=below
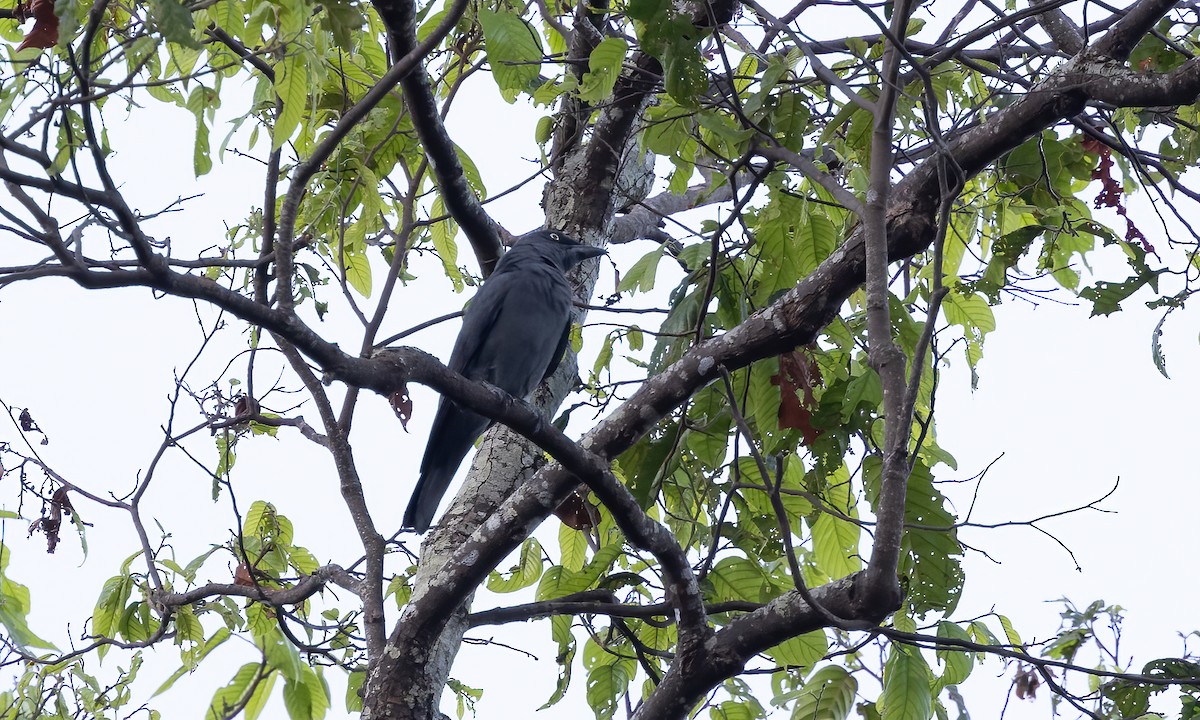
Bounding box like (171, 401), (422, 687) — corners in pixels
(1034, 0), (1087, 54)
(1092, 0), (1181, 60)
(1079, 55), (1200, 106)
(468, 592), (760, 627)
(373, 0), (505, 274)
(859, 0), (913, 610)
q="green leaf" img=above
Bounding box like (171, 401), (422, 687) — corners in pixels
(942, 289), (995, 336)
(618, 246), (666, 294)
(800, 212), (838, 275)
(431, 196), (464, 292)
(305, 666), (330, 720)
(273, 54), (308, 150)
(968, 620), (1000, 647)
(288, 546), (320, 575)
(997, 614), (1022, 645)
(765, 630), (827, 669)
(662, 37), (706, 105)
(583, 638), (635, 719)
(93, 575), (133, 641)
(841, 366), (882, 423)
(149, 0), (200, 48)
(208, 664), (265, 720)
(879, 645), (932, 720)
(627, 0), (669, 22)
(244, 500), (271, 538)
(0, 590), (56, 651)
(896, 460), (964, 616)
(709, 556), (772, 602)
(345, 671), (365, 713)
(1080, 269), (1163, 316)
(186, 86), (216, 177)
(558, 522), (588, 572)
(811, 511), (861, 580)
(322, 1), (365, 51)
(779, 665), (858, 720)
(536, 566), (588, 600)
(262, 628), (304, 683)
(487, 537), (545, 592)
(578, 38), (628, 103)
(772, 91), (810, 153)
(211, 0), (246, 39)
(343, 246), (372, 298)
(1151, 310), (1170, 378)
(283, 677), (313, 720)
(244, 671), (278, 720)
(935, 622), (973, 686)
(536, 115), (554, 145)
(709, 700), (756, 720)
(216, 432), (237, 476)
(643, 104), (691, 157)
(174, 605), (203, 646)
(477, 10), (544, 102)
(455, 144), (487, 199)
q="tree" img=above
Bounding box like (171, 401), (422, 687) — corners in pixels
(0, 0), (1197, 716)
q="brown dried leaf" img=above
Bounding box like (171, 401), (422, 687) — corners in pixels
(390, 385), (413, 431)
(1014, 665), (1040, 700)
(771, 347), (823, 445)
(16, 0), (58, 51)
(234, 563), (254, 587)
(554, 490), (599, 530)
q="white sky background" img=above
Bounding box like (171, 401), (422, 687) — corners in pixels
(0, 1), (1198, 718)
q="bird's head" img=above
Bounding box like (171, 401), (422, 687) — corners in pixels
(515, 229), (607, 271)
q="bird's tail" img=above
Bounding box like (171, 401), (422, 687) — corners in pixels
(404, 402), (489, 533)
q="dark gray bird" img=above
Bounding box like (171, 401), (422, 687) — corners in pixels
(403, 230), (606, 533)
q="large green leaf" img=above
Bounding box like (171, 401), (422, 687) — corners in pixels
(578, 38), (628, 102)
(478, 10), (544, 102)
(487, 537), (545, 592)
(878, 646), (932, 720)
(273, 54), (309, 150)
(766, 630), (828, 669)
(934, 622), (974, 687)
(778, 665), (858, 720)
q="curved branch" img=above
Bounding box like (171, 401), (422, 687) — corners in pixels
(275, 0), (473, 287)
(153, 564), (360, 610)
(372, 0), (505, 274)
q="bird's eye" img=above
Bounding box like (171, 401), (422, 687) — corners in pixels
(549, 232), (560, 241)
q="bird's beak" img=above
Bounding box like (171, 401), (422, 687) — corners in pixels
(576, 245), (607, 262)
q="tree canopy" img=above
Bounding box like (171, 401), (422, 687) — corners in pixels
(0, 0), (1198, 717)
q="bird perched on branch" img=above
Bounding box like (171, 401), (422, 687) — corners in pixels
(403, 230), (606, 533)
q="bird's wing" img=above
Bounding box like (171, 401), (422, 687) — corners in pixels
(542, 321), (572, 381)
(446, 270), (520, 380)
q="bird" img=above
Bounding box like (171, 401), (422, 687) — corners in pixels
(403, 229), (606, 533)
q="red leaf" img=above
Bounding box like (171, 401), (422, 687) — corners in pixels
(1081, 135), (1159, 258)
(771, 347), (823, 446)
(16, 0), (58, 51)
(390, 385), (413, 431)
(1014, 665), (1040, 700)
(554, 490), (599, 530)
(234, 563), (254, 587)
(234, 394), (259, 418)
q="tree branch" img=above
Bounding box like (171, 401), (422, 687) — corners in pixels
(373, 0), (505, 274)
